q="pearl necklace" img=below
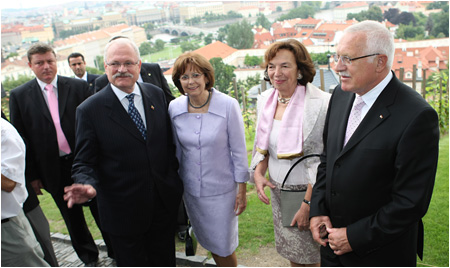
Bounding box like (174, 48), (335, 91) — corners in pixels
(278, 97), (291, 104)
(188, 90), (211, 109)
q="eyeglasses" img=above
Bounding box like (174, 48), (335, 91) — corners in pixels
(106, 61), (139, 69)
(332, 53), (380, 65)
(179, 73), (203, 82)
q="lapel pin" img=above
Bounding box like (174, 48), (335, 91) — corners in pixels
(151, 105), (155, 110)
(379, 115), (383, 119)
(148, 73), (152, 77)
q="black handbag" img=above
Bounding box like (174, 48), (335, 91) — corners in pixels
(184, 220), (197, 256)
(280, 154), (321, 227)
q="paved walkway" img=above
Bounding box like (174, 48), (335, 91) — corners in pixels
(50, 233), (217, 267)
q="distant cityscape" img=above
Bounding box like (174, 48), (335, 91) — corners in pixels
(1, 1), (448, 91)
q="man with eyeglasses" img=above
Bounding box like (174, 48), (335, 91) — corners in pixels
(310, 20), (439, 266)
(93, 36), (174, 105)
(64, 37), (183, 266)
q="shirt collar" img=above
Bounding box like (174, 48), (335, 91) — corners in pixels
(37, 76), (58, 91)
(74, 72), (88, 81)
(170, 88), (226, 118)
(111, 83), (141, 101)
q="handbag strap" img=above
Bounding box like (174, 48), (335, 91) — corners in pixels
(281, 154), (321, 189)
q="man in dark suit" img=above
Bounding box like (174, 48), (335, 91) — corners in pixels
(64, 37), (183, 267)
(9, 43), (100, 266)
(309, 21), (439, 266)
(94, 43), (174, 104)
(68, 52), (100, 94)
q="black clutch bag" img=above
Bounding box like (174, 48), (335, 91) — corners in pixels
(280, 154), (321, 227)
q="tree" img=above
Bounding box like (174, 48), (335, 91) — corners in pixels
(396, 12), (416, 26)
(86, 66), (103, 75)
(396, 23), (425, 40)
(255, 14), (271, 30)
(2, 74), (35, 92)
(428, 4), (449, 37)
(180, 41), (200, 53)
(143, 23), (156, 31)
(217, 25), (229, 42)
(244, 55), (262, 66)
(95, 55), (105, 72)
(209, 57), (236, 93)
(226, 20), (254, 49)
(384, 8), (416, 26)
(347, 5), (383, 22)
(384, 8), (400, 22)
(6, 52), (19, 59)
(204, 33), (213, 45)
(154, 39), (165, 52)
(427, 1), (448, 10)
(310, 52), (331, 65)
(425, 68), (449, 134)
(278, 2), (320, 21)
(139, 42), (154, 56)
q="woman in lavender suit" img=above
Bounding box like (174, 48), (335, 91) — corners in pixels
(168, 52), (249, 267)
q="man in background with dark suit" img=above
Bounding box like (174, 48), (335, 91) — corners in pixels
(68, 52), (100, 94)
(9, 43), (100, 266)
(310, 21), (439, 266)
(64, 36), (183, 267)
(93, 36), (174, 104)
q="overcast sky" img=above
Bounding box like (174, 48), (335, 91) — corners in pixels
(2, 0), (74, 9)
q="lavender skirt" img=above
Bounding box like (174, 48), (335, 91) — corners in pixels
(183, 187), (239, 257)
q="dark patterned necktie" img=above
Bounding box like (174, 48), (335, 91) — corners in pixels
(125, 93), (147, 140)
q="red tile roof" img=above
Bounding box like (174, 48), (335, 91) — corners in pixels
(193, 41), (237, 61)
(53, 24), (135, 47)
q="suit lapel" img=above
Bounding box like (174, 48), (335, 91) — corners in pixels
(335, 91), (354, 151)
(104, 85), (146, 143)
(140, 83), (155, 141)
(29, 79), (53, 123)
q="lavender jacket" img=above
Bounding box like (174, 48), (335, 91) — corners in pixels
(168, 88), (249, 197)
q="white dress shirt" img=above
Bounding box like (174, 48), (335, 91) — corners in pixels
(357, 71), (393, 119)
(1, 118), (28, 220)
(111, 83), (147, 128)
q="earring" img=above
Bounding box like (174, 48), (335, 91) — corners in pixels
(264, 69), (270, 81)
(297, 73), (303, 80)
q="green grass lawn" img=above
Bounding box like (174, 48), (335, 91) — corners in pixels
(141, 45), (183, 63)
(38, 136), (449, 266)
(418, 135), (449, 267)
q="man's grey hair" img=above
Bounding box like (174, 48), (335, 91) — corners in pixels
(103, 36), (141, 63)
(344, 20), (394, 69)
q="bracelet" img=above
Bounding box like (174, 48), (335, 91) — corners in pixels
(303, 199), (311, 205)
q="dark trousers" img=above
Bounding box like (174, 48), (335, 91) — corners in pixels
(50, 156), (98, 264)
(107, 190), (177, 267)
(84, 198), (115, 259)
(320, 245), (343, 267)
